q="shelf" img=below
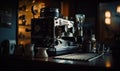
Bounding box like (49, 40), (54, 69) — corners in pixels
(18, 38), (31, 40)
(18, 24), (31, 26)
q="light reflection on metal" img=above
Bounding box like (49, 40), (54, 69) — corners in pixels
(55, 60), (73, 64)
(67, 61), (74, 64)
(57, 60), (66, 63)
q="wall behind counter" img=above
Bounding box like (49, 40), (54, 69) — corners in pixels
(0, 0), (17, 45)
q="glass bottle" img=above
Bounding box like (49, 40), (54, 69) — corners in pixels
(91, 34), (96, 53)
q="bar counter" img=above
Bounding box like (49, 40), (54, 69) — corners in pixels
(1, 53), (116, 71)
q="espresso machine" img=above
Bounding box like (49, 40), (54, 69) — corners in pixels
(31, 7), (78, 56)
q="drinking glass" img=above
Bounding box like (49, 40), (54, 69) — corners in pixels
(75, 14), (85, 24)
(75, 14), (85, 37)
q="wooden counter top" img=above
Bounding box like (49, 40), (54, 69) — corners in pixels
(0, 53), (115, 71)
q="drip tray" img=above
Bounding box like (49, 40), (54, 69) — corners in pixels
(53, 53), (104, 62)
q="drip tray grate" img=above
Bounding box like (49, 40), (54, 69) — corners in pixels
(53, 53), (104, 62)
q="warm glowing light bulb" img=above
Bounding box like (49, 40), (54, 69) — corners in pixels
(105, 18), (111, 25)
(32, 0), (35, 3)
(105, 11), (111, 18)
(20, 41), (23, 44)
(117, 6), (120, 13)
(105, 60), (111, 68)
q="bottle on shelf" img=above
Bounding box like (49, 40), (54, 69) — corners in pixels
(91, 34), (96, 53)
